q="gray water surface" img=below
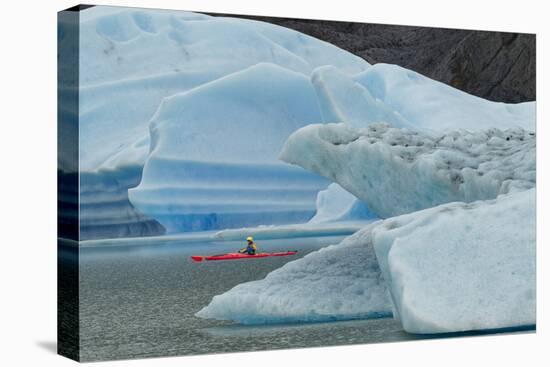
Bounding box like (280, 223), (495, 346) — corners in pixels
(77, 235), (529, 361)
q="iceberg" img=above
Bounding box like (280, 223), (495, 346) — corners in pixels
(74, 6), (369, 172)
(201, 117), (535, 331)
(372, 189), (536, 333)
(198, 189), (535, 332)
(128, 63), (331, 233)
(59, 6), (370, 238)
(280, 123), (535, 218)
(286, 63), (534, 226)
(312, 64), (535, 132)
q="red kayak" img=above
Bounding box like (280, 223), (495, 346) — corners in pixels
(191, 251), (298, 262)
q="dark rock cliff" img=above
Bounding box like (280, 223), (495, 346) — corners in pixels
(210, 14), (535, 103)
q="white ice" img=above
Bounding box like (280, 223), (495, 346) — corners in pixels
(372, 189), (536, 333)
(312, 64), (535, 132)
(280, 123), (535, 218)
(293, 63), (534, 226)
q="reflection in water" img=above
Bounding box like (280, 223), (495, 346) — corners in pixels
(202, 317), (411, 340)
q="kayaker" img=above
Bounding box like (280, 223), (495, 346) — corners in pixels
(239, 236), (257, 255)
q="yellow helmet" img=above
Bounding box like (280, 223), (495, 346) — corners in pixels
(246, 236), (254, 242)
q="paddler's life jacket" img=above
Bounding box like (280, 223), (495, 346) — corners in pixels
(241, 242), (257, 255)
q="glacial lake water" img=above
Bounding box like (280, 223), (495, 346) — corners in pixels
(71, 235), (531, 361)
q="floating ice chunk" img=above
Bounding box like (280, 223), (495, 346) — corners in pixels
(311, 64), (535, 132)
(280, 123), (535, 218)
(371, 189), (536, 333)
